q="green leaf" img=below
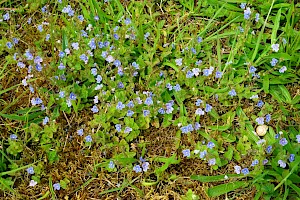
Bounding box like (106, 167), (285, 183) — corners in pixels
(163, 62), (179, 72)
(224, 146), (234, 160)
(278, 85), (292, 104)
(263, 74), (269, 93)
(207, 181), (248, 197)
(191, 174), (242, 182)
(271, 8), (281, 44)
(47, 151), (59, 164)
(291, 95), (300, 105)
(289, 183), (300, 196)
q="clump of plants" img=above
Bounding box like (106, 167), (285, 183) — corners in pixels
(0, 0), (299, 199)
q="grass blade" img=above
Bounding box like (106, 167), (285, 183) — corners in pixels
(207, 181), (248, 197)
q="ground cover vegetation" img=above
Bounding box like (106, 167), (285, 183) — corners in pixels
(0, 0), (300, 199)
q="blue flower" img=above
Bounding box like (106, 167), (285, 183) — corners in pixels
(271, 44), (279, 52)
(85, 135), (92, 142)
(69, 93), (76, 100)
(255, 13), (260, 22)
(251, 159), (259, 167)
(10, 134), (17, 140)
(263, 159), (268, 165)
(91, 105), (99, 113)
(77, 129), (84, 136)
(197, 36), (202, 43)
(114, 60), (121, 67)
(200, 150), (207, 159)
(238, 26), (244, 33)
(234, 165), (241, 174)
(43, 116), (49, 125)
(265, 114), (271, 123)
(279, 138), (288, 146)
(257, 100), (264, 108)
(195, 99), (202, 106)
(182, 149), (191, 157)
(27, 17), (32, 24)
(158, 108), (165, 114)
(124, 18), (131, 25)
(205, 142), (215, 150)
(240, 3), (246, 9)
(249, 66), (257, 73)
(108, 161), (115, 169)
(256, 117), (264, 125)
(270, 58), (278, 66)
(113, 33), (119, 40)
(186, 70), (194, 78)
(187, 124), (194, 132)
(89, 38), (96, 50)
(127, 110), (134, 117)
(144, 32), (150, 40)
(173, 84), (181, 92)
(27, 167), (34, 175)
(215, 71), (222, 78)
(58, 63), (65, 70)
(289, 154), (295, 162)
(266, 145), (272, 154)
(180, 126), (189, 134)
(71, 42), (79, 50)
(296, 135), (300, 143)
(144, 97), (153, 106)
(58, 91), (65, 98)
(195, 108), (204, 116)
(228, 89), (237, 97)
(166, 83), (173, 90)
(282, 38), (287, 45)
(278, 160), (286, 168)
(244, 7), (251, 20)
(80, 54), (88, 64)
(142, 162), (150, 172)
(194, 122), (201, 130)
(3, 12), (10, 21)
(275, 134), (280, 139)
(78, 15), (84, 22)
(37, 24), (43, 32)
(127, 101), (134, 108)
(96, 75), (102, 83)
(116, 101), (125, 110)
(166, 103), (174, 113)
(12, 38), (19, 44)
(203, 69), (211, 76)
(143, 110), (150, 117)
(53, 183), (61, 191)
(133, 165), (142, 173)
(41, 5), (48, 13)
(241, 168), (249, 175)
(132, 62), (139, 70)
(81, 30), (88, 37)
(117, 82), (124, 89)
(175, 58), (183, 66)
(195, 60), (202, 66)
(279, 66), (287, 73)
(205, 104), (212, 112)
(124, 127), (132, 133)
(208, 158), (216, 166)
(115, 124), (121, 132)
(191, 47), (197, 54)
(6, 42), (13, 49)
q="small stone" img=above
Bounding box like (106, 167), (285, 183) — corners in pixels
(256, 125), (268, 136)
